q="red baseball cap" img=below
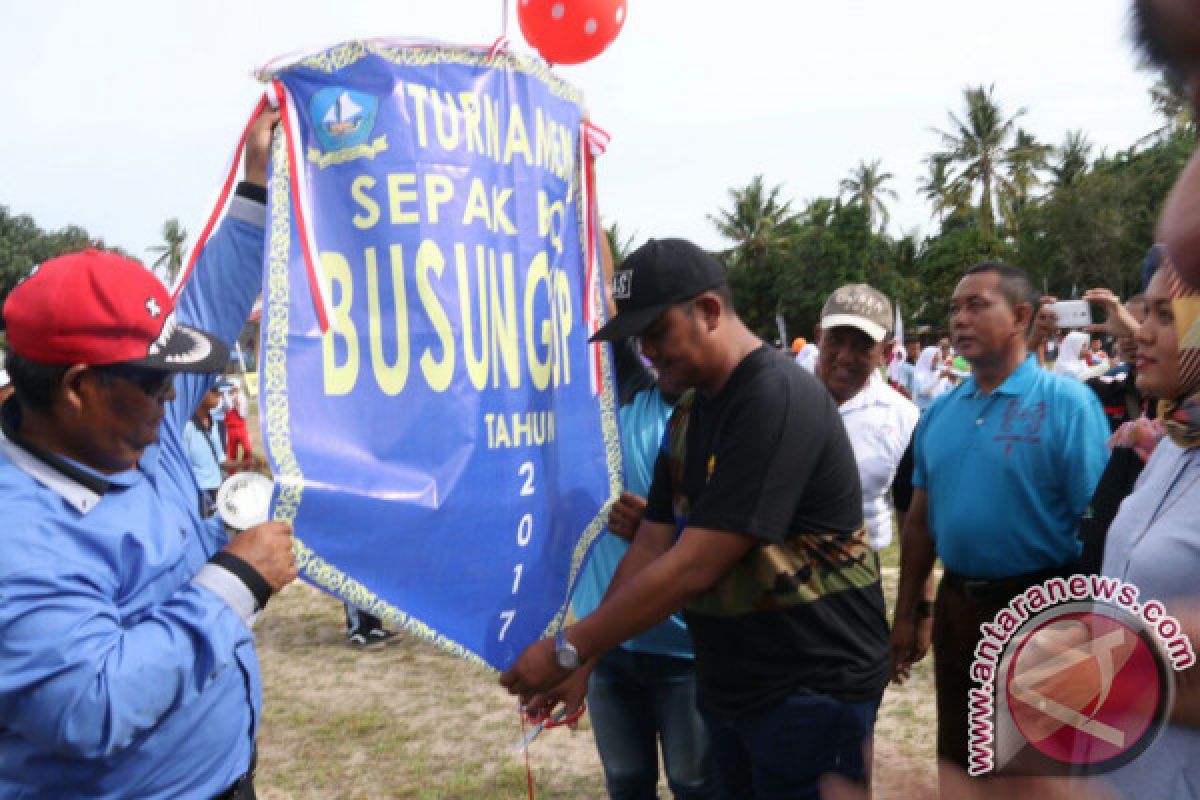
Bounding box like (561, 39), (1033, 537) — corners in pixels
(3, 249), (229, 372)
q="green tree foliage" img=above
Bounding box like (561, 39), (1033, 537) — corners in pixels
(604, 220), (638, 269)
(839, 159), (899, 231)
(918, 155), (973, 224)
(912, 221), (1013, 327)
(0, 207), (115, 303)
(999, 128), (1053, 232)
(933, 85), (1026, 234)
(147, 218), (188, 285)
(1016, 130), (1192, 300)
(716, 191), (920, 339)
(707, 175), (800, 270)
(1050, 130), (1094, 190)
(1143, 76), (1194, 144)
(706, 78), (1192, 341)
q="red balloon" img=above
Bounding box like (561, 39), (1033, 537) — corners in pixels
(517, 0), (627, 65)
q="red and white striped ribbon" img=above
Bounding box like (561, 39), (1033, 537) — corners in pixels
(172, 94), (270, 297)
(270, 79), (333, 332)
(488, 36), (510, 62)
(579, 120), (610, 396)
(174, 85), (333, 333)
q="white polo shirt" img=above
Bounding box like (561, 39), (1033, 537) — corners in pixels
(838, 372), (919, 550)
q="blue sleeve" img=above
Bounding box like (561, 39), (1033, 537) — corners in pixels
(0, 520), (252, 758)
(168, 194), (266, 432)
(619, 388), (672, 498)
(181, 421), (202, 472)
(1056, 385), (1112, 517)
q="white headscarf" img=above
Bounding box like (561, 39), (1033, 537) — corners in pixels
(1053, 331), (1089, 379)
(914, 346), (947, 400)
(886, 344), (906, 383)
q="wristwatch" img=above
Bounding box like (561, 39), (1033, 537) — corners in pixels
(915, 600), (935, 619)
(555, 629), (582, 670)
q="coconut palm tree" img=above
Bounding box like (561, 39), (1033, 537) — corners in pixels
(1051, 130), (1093, 189)
(932, 85), (1026, 234)
(998, 129), (1053, 233)
(708, 175), (799, 268)
(147, 218), (188, 284)
(1137, 76), (1195, 146)
(918, 155), (974, 225)
(839, 159), (899, 231)
(1002, 129), (1052, 204)
(604, 220), (637, 267)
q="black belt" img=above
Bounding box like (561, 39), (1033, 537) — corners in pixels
(943, 564), (1074, 604)
(212, 747), (257, 800)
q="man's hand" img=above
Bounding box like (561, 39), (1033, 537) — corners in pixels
(225, 454), (268, 475)
(1083, 288), (1140, 341)
(519, 667), (591, 723)
(607, 491), (647, 542)
(890, 614), (932, 684)
(223, 520), (297, 592)
(243, 108), (281, 188)
(499, 637), (572, 698)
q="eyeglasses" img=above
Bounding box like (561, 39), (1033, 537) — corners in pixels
(93, 364), (175, 396)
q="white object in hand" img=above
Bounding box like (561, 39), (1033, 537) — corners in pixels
(216, 472), (275, 531)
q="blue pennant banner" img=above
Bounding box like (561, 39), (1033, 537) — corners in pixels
(259, 41), (621, 670)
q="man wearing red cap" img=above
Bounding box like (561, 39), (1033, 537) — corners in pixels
(0, 110), (294, 799)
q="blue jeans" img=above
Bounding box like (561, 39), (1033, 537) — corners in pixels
(701, 691), (881, 800)
(587, 649), (715, 800)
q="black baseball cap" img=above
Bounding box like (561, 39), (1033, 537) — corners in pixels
(590, 238), (727, 342)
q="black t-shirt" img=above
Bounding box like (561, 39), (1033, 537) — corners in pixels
(892, 439), (915, 513)
(645, 346), (890, 715)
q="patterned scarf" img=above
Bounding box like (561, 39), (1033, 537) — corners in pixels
(1159, 254), (1200, 450)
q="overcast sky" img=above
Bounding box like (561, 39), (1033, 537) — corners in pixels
(0, 0), (1162, 263)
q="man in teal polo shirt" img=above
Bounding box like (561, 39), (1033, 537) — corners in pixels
(891, 262), (1109, 777)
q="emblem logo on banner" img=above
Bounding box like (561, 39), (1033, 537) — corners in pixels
(256, 40), (621, 670)
(307, 87), (387, 168)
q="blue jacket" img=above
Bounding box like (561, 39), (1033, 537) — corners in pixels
(0, 195), (266, 798)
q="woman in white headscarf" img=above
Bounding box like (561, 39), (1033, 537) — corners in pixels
(913, 345), (948, 412)
(1052, 330), (1107, 381)
(886, 343), (906, 385)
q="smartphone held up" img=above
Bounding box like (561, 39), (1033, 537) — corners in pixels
(1047, 299), (1092, 328)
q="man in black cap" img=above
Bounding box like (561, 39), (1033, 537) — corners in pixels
(501, 239), (890, 798)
